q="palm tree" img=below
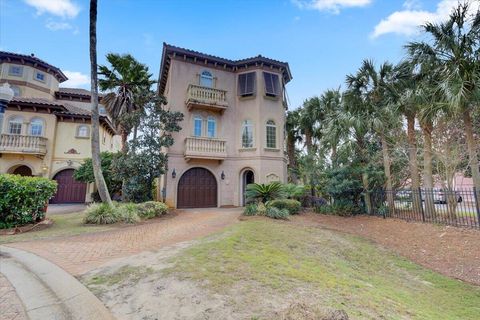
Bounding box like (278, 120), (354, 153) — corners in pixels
(285, 109), (302, 182)
(298, 97), (323, 154)
(406, 2), (480, 194)
(320, 89), (345, 168)
(98, 53), (155, 151)
(89, 0), (112, 205)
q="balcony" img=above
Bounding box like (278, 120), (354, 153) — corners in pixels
(184, 136), (227, 161)
(186, 84), (228, 113)
(0, 134), (47, 156)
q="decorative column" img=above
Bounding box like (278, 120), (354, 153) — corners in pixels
(0, 83), (14, 134)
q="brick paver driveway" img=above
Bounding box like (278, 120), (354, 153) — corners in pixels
(5, 208), (241, 275)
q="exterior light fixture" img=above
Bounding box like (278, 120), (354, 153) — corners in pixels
(221, 171), (225, 180)
(172, 168), (176, 179)
(0, 83), (14, 134)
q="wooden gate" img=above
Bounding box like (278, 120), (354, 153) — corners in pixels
(50, 169), (87, 203)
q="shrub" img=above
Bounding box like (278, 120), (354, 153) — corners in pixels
(84, 203), (119, 224)
(243, 203), (258, 216)
(268, 199), (301, 215)
(282, 184), (307, 200)
(118, 203), (141, 224)
(245, 182), (285, 203)
(136, 201), (168, 219)
(0, 174), (57, 228)
(256, 202), (267, 216)
(265, 206), (289, 220)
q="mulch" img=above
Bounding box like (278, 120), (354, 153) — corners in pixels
(291, 212), (480, 286)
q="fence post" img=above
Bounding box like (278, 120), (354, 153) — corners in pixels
(473, 187), (480, 228)
(418, 187), (425, 222)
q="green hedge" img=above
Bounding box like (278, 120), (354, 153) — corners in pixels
(268, 199), (301, 214)
(0, 174), (57, 229)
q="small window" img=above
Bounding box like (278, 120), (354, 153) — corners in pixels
(99, 107), (107, 115)
(8, 116), (23, 135)
(266, 120), (276, 148)
(199, 70), (213, 88)
(8, 65), (23, 77)
(194, 116), (202, 137)
(241, 120), (254, 148)
(30, 118), (44, 136)
(77, 125), (89, 138)
(238, 72), (256, 97)
(263, 72), (280, 97)
(207, 116), (216, 138)
(34, 71), (46, 82)
(11, 85), (21, 97)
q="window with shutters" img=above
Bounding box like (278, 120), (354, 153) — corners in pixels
(238, 72), (256, 97)
(263, 72), (280, 97)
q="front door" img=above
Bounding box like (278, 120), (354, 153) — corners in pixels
(242, 170), (254, 206)
(177, 168), (217, 208)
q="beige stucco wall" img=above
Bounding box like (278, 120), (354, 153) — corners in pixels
(162, 58), (288, 207)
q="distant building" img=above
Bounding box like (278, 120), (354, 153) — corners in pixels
(0, 51), (120, 203)
(158, 44), (292, 208)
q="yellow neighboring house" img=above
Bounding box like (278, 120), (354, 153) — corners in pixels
(0, 51), (121, 203)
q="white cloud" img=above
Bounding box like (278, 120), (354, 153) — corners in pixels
(45, 19), (72, 31)
(372, 0), (480, 38)
(63, 71), (89, 87)
(24, 0), (80, 19)
(292, 0), (372, 14)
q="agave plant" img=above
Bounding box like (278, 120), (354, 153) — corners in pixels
(282, 183), (307, 200)
(245, 182), (285, 203)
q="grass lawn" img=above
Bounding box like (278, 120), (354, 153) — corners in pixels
(0, 212), (116, 244)
(165, 219), (480, 319)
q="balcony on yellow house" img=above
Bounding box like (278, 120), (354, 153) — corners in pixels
(0, 134), (47, 156)
(184, 136), (227, 161)
(186, 84), (228, 113)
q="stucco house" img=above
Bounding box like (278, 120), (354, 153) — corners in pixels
(158, 44), (292, 208)
(0, 51), (120, 203)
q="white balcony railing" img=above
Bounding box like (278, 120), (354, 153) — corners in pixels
(0, 134), (47, 155)
(186, 84), (228, 112)
(184, 136), (227, 161)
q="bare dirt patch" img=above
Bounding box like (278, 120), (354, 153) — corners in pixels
(292, 212), (480, 285)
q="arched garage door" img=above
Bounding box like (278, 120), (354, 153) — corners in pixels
(50, 169), (87, 204)
(177, 168), (217, 208)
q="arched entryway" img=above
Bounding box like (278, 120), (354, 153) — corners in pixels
(177, 167), (217, 208)
(50, 169), (87, 204)
(11, 165), (33, 176)
(241, 169), (255, 206)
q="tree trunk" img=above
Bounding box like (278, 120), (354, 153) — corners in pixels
(362, 172), (373, 215)
(380, 132), (395, 215)
(406, 114), (422, 215)
(304, 129), (313, 154)
(421, 120), (435, 219)
(463, 111), (480, 189)
(90, 0), (112, 205)
(331, 143), (338, 168)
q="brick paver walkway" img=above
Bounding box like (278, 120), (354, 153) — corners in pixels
(5, 208), (241, 276)
(0, 274), (27, 320)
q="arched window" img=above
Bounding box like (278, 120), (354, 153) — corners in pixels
(30, 118), (44, 136)
(77, 125), (90, 138)
(241, 120), (254, 148)
(266, 120), (276, 149)
(199, 70), (213, 88)
(207, 116), (216, 138)
(8, 116), (23, 135)
(194, 116), (203, 136)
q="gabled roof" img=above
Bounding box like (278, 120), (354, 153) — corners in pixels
(158, 43), (292, 95)
(0, 51), (68, 82)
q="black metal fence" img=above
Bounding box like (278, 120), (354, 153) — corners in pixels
(370, 189), (480, 229)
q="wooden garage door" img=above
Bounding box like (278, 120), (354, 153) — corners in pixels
(177, 168), (217, 208)
(50, 169), (87, 204)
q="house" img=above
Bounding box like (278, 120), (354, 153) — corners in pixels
(0, 51), (121, 203)
(158, 44), (292, 208)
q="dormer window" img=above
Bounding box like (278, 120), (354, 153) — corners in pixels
(34, 71), (46, 82)
(8, 65), (23, 77)
(238, 72), (256, 97)
(263, 72), (280, 97)
(199, 70), (213, 88)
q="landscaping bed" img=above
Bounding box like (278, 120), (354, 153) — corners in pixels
(293, 212), (480, 286)
(82, 219), (480, 320)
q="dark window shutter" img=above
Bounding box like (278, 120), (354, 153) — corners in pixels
(238, 72), (256, 96)
(264, 72), (280, 96)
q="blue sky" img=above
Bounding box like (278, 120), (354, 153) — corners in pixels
(0, 0), (470, 109)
